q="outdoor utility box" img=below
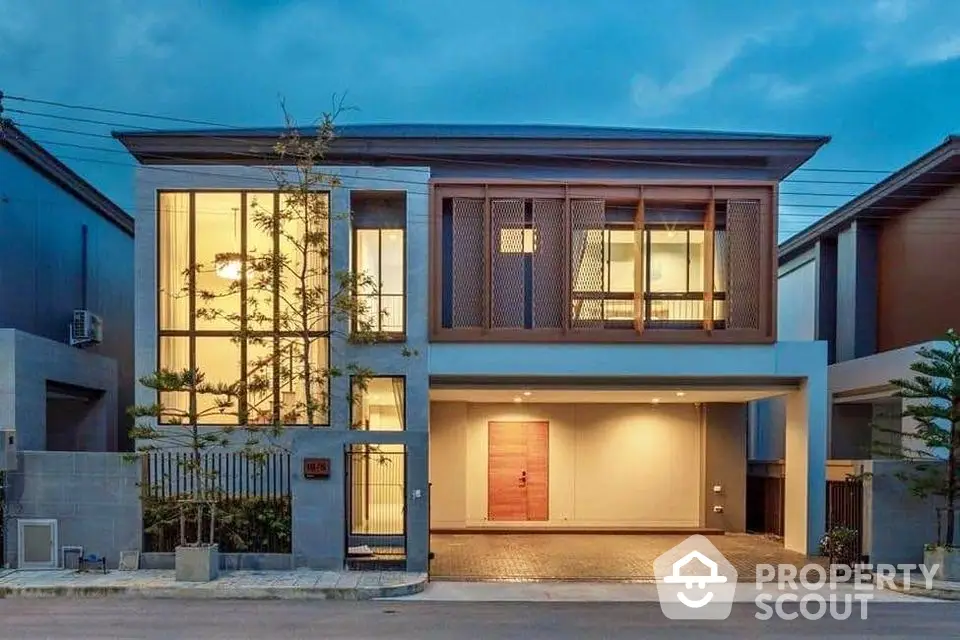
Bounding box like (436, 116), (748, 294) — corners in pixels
(0, 429), (17, 471)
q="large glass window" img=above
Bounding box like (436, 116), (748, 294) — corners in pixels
(351, 190), (406, 337)
(157, 191), (330, 426)
(351, 377), (405, 431)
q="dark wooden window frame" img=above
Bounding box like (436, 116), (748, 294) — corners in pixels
(156, 189), (332, 426)
(429, 180), (776, 344)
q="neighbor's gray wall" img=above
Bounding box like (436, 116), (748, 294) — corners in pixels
(703, 403), (747, 532)
(861, 459), (950, 566)
(835, 221), (878, 363)
(0, 330), (118, 452)
(134, 165), (431, 572)
(830, 404), (873, 459)
(0, 147), (134, 452)
(2, 452), (141, 569)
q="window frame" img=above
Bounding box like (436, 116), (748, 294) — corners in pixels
(349, 375), (407, 431)
(351, 225), (407, 340)
(155, 189), (331, 426)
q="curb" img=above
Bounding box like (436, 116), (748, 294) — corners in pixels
(885, 579), (960, 602)
(0, 579), (426, 600)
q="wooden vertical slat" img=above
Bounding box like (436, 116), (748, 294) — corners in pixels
(633, 191), (645, 333)
(562, 186), (571, 334)
(704, 195), (716, 334)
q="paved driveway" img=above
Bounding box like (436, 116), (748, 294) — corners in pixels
(429, 533), (814, 582)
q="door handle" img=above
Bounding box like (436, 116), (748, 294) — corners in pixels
(519, 470), (527, 486)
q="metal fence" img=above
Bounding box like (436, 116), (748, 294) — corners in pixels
(746, 474), (864, 559)
(345, 446), (406, 557)
(140, 452), (292, 553)
(826, 478), (864, 560)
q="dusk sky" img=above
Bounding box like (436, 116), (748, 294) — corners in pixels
(3, 0), (960, 240)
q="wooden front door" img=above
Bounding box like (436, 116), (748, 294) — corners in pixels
(487, 421), (549, 521)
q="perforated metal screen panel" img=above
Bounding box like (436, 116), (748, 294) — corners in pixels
(726, 200), (761, 329)
(570, 199), (605, 328)
(451, 198), (485, 328)
(490, 199), (526, 328)
(532, 199), (564, 328)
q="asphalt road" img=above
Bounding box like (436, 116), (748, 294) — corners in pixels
(0, 599), (958, 639)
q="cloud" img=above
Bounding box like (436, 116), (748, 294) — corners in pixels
(630, 38), (750, 117)
(910, 34), (960, 65)
(871, 0), (912, 23)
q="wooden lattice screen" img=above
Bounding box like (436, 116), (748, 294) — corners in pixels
(451, 197), (485, 328)
(725, 199), (762, 330)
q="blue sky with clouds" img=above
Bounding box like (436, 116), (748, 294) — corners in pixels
(2, 0), (960, 239)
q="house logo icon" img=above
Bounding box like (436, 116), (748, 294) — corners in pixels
(654, 535), (738, 620)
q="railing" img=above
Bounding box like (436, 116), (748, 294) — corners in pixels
(140, 451), (292, 554)
(356, 293), (405, 334)
(569, 292), (727, 329)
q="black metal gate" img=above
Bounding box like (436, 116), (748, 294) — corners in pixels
(826, 478), (864, 560)
(344, 446), (407, 565)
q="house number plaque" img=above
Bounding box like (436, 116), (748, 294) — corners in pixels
(303, 457), (331, 479)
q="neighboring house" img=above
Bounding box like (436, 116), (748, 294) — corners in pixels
(755, 135), (960, 564)
(1, 121), (137, 571)
(116, 124), (830, 573)
(0, 121), (134, 454)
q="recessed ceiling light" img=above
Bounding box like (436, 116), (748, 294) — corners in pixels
(523, 391), (532, 397)
(513, 396), (523, 403)
(676, 391), (686, 397)
(651, 397), (661, 404)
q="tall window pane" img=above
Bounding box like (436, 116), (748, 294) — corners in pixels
(159, 193), (190, 330)
(158, 336), (189, 424)
(355, 229), (381, 332)
(245, 337), (275, 424)
(194, 193), (242, 331)
(351, 377), (405, 431)
(648, 230), (688, 293)
(194, 337), (240, 424)
(279, 193), (328, 333)
(688, 230), (705, 292)
(277, 338), (328, 425)
(380, 229), (405, 333)
(246, 192), (275, 331)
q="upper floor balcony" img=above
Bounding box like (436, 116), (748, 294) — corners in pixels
(430, 180), (777, 344)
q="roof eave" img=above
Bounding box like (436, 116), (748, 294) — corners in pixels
(778, 136), (960, 263)
(3, 120), (133, 236)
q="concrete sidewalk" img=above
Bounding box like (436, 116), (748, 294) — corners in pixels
(0, 569), (426, 600)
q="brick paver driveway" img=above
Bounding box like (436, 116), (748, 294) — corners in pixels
(429, 533), (816, 582)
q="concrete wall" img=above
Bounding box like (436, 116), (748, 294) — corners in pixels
(0, 148), (134, 451)
(2, 452), (141, 569)
(703, 403), (747, 532)
(777, 257), (817, 342)
(430, 401), (730, 530)
(0, 330), (118, 452)
(861, 460), (947, 565)
(134, 165), (432, 572)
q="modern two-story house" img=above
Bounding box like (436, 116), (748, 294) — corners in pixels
(756, 134), (960, 564)
(117, 124), (830, 573)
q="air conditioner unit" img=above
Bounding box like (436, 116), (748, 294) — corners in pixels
(0, 428), (16, 471)
(69, 310), (103, 346)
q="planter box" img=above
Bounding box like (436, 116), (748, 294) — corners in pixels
(924, 546), (960, 581)
(175, 545), (219, 582)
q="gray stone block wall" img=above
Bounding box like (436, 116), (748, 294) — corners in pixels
(2, 451), (141, 568)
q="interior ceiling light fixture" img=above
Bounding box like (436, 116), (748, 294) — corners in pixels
(676, 391), (686, 397)
(513, 396), (523, 403)
(215, 252), (243, 281)
(523, 391), (532, 397)
(651, 397), (661, 404)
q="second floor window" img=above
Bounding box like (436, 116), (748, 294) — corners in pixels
(352, 191), (406, 338)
